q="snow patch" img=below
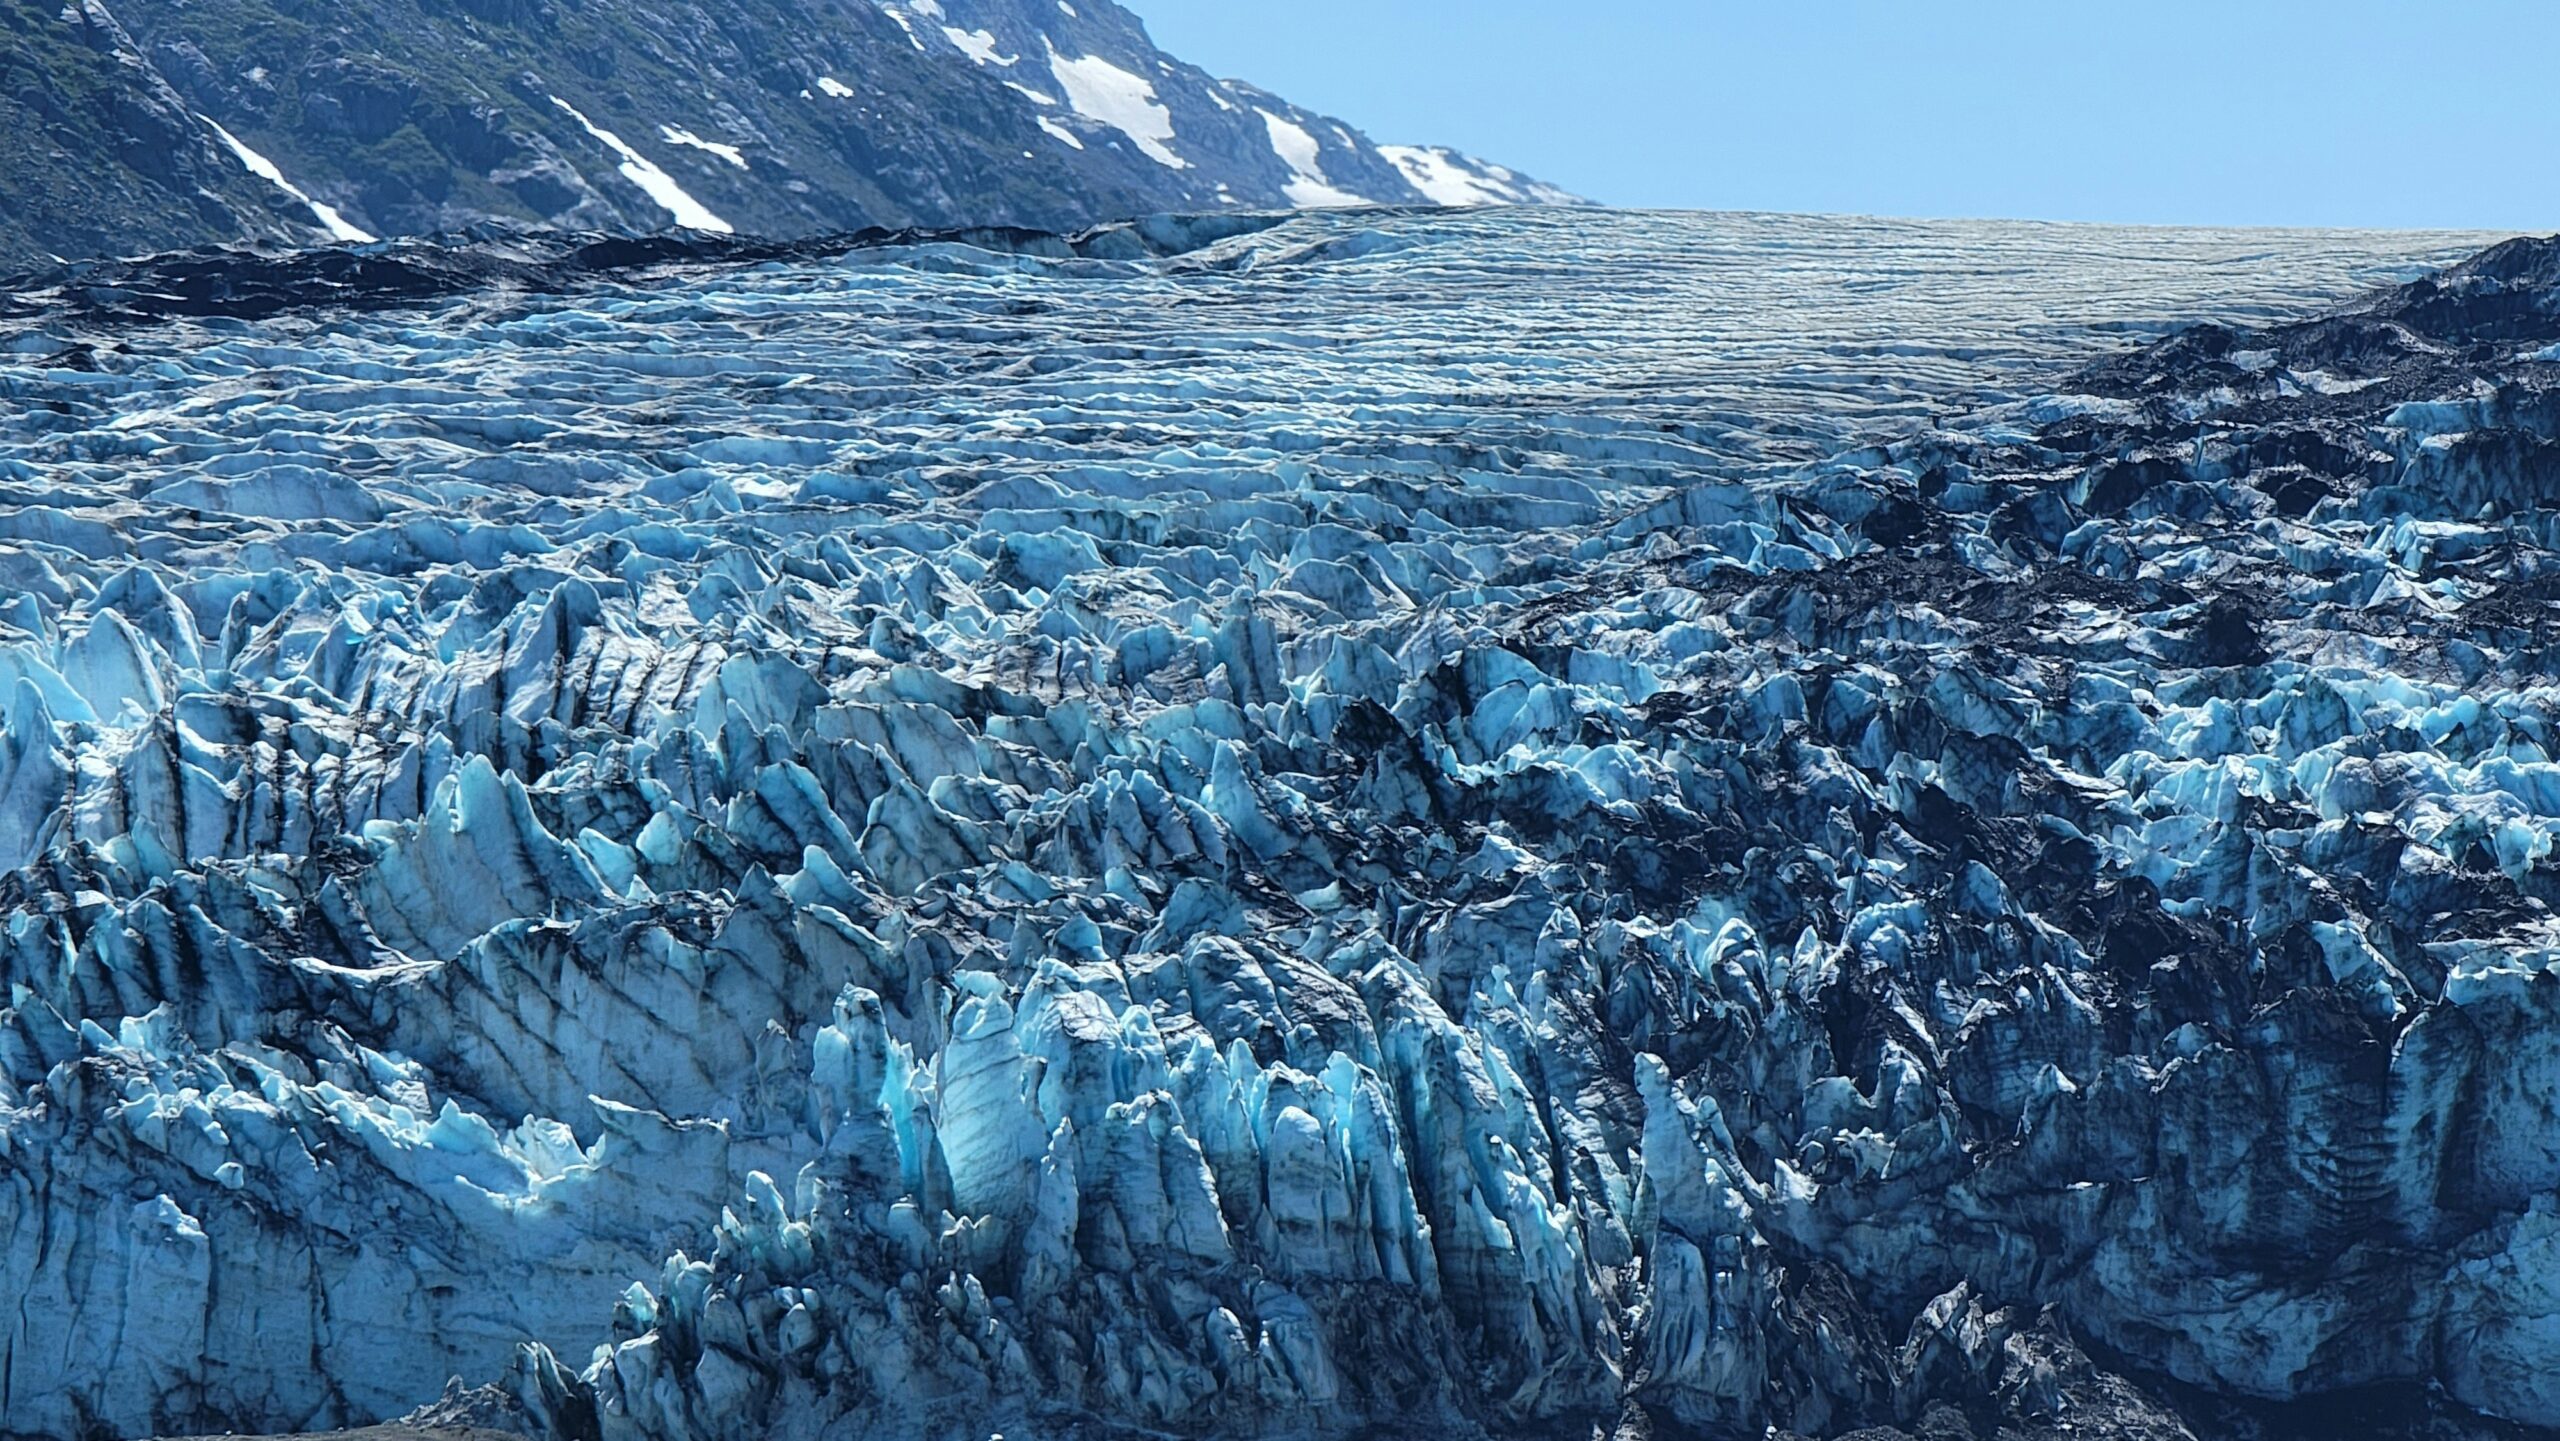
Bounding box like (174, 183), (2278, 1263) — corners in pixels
(1006, 81), (1059, 106)
(549, 97), (733, 234)
(877, 3), (926, 49)
(1378, 145), (1514, 206)
(816, 76), (855, 99)
(1378, 146), (1579, 208)
(1035, 115), (1085, 150)
(198, 115), (376, 243)
(659, 125), (748, 170)
(1258, 109), (1368, 209)
(943, 27), (1017, 66)
(1047, 46), (1184, 169)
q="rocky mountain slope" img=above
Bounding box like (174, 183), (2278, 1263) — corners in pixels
(7, 208), (2540, 1441)
(0, 0), (1576, 267)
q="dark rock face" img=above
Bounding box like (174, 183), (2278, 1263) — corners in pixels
(0, 0), (309, 262)
(0, 0), (1576, 266)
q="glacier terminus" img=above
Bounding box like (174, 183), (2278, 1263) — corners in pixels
(7, 207), (2560, 1441)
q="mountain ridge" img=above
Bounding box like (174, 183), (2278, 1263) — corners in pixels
(0, 0), (1579, 266)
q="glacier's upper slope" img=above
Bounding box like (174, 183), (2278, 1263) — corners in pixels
(0, 208), (2546, 1441)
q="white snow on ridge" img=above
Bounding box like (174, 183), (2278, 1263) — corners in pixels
(943, 27), (1017, 66)
(1378, 145), (1515, 207)
(1006, 80), (1059, 105)
(1036, 115), (1085, 150)
(1378, 145), (1580, 208)
(1258, 109), (1368, 209)
(816, 76), (855, 99)
(1047, 45), (1185, 169)
(659, 125), (748, 170)
(199, 116), (376, 243)
(550, 97), (733, 234)
(877, 2), (926, 49)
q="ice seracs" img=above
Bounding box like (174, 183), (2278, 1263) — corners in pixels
(1, 209), (2538, 1441)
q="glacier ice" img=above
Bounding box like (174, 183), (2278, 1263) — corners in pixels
(1, 209), (2555, 1441)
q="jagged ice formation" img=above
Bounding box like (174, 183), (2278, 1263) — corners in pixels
(3, 208), (2554, 1441)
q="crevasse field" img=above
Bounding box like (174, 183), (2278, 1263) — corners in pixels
(5, 207), (2554, 1440)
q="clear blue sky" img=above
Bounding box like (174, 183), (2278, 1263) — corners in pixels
(1136, 0), (2556, 232)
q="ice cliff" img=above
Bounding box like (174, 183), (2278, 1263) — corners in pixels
(1, 209), (2553, 1441)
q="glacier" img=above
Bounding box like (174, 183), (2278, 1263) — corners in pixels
(2, 207), (2557, 1441)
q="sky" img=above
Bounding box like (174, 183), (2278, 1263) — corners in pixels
(1135, 0), (2559, 233)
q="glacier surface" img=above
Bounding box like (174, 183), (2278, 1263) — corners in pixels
(0, 208), (2551, 1441)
